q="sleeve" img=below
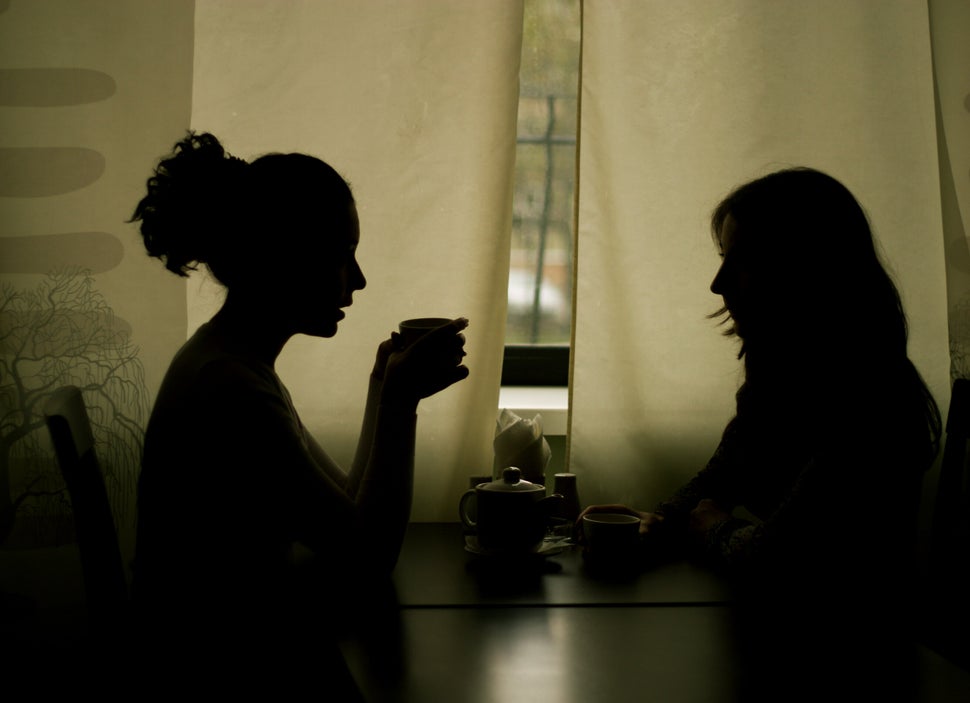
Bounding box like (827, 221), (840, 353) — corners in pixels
(194, 357), (417, 576)
(653, 416), (748, 532)
(194, 358), (356, 550)
(699, 420), (913, 575)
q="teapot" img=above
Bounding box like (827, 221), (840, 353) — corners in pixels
(459, 467), (562, 553)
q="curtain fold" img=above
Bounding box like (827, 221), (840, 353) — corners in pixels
(1, 0), (963, 544)
(570, 0), (951, 514)
(930, 0), (970, 382)
(190, 0), (524, 521)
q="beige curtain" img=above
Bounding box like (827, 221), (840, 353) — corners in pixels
(931, 0), (970, 381)
(190, 0), (524, 521)
(569, 0), (952, 522)
(1, 0), (962, 571)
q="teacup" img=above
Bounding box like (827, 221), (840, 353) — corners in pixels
(399, 317), (453, 347)
(582, 513), (640, 560)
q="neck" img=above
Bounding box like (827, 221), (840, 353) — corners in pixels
(210, 291), (293, 366)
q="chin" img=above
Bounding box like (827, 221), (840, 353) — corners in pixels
(301, 319), (340, 338)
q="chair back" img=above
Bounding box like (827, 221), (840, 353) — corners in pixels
(44, 386), (128, 627)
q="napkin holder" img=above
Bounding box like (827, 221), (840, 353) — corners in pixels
(493, 409), (551, 487)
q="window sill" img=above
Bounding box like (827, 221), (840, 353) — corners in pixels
(497, 385), (569, 436)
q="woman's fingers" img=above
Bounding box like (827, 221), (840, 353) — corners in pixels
(382, 317), (470, 402)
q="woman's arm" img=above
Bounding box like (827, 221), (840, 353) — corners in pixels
(299, 319), (468, 574)
(577, 417), (748, 552)
(346, 338), (397, 498)
(349, 318), (468, 572)
(202, 320), (467, 578)
(691, 431), (914, 575)
(302, 340), (391, 495)
(652, 417), (748, 533)
(302, 370), (385, 498)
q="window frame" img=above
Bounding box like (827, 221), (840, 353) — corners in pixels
(501, 344), (570, 386)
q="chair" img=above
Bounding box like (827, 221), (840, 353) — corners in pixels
(44, 385), (128, 636)
(924, 378), (970, 669)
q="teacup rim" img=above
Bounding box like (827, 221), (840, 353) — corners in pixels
(399, 317), (453, 328)
(582, 513), (640, 525)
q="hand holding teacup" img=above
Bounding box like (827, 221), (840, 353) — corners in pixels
(380, 317), (469, 406)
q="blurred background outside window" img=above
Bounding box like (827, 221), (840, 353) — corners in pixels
(505, 0), (580, 351)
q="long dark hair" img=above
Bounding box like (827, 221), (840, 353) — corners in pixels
(130, 132), (353, 288)
(711, 167), (941, 464)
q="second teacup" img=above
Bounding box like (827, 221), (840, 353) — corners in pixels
(582, 513), (640, 559)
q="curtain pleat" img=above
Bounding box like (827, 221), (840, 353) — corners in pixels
(1, 0), (962, 535)
(190, 0), (524, 521)
(930, 0), (970, 382)
(570, 0), (951, 514)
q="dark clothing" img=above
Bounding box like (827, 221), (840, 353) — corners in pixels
(654, 374), (927, 583)
(132, 322), (370, 695)
(653, 370), (932, 701)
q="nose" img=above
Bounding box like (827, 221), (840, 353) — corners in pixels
(711, 262), (726, 296)
(353, 258), (366, 291)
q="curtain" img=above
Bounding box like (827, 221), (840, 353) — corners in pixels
(931, 0), (970, 381)
(569, 0), (952, 521)
(189, 0), (524, 521)
(0, 0), (963, 574)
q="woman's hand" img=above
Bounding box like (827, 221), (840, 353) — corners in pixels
(380, 318), (469, 407)
(688, 498), (732, 542)
(576, 504), (665, 538)
(370, 337), (398, 382)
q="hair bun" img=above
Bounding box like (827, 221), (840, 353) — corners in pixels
(131, 132), (248, 277)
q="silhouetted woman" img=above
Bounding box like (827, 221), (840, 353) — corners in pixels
(130, 133), (468, 687)
(583, 168), (941, 700)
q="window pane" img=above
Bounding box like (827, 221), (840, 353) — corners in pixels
(506, 0), (580, 346)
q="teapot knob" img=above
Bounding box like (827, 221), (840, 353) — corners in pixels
(502, 467), (522, 484)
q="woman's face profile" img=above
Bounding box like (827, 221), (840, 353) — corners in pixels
(710, 214), (753, 338)
(275, 200), (366, 339)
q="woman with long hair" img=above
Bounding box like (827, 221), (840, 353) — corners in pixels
(583, 168), (941, 699)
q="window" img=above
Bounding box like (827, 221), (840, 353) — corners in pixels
(502, 0), (580, 386)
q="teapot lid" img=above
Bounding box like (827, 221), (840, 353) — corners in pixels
(478, 467), (543, 493)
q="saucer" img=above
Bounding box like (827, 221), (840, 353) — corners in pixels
(464, 534), (570, 558)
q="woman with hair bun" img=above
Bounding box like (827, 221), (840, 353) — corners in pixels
(130, 132), (468, 683)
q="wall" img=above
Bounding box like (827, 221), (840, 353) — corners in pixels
(0, 0), (193, 611)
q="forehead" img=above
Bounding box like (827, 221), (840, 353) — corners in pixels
(311, 200), (358, 242)
(717, 214), (740, 254)
(346, 202), (360, 243)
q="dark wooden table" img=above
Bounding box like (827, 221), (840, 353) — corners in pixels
(338, 523), (734, 702)
(336, 523), (970, 703)
(390, 522), (730, 608)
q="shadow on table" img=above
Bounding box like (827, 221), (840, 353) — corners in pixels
(465, 553), (562, 600)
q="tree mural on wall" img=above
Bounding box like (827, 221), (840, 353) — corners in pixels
(0, 267), (149, 547)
